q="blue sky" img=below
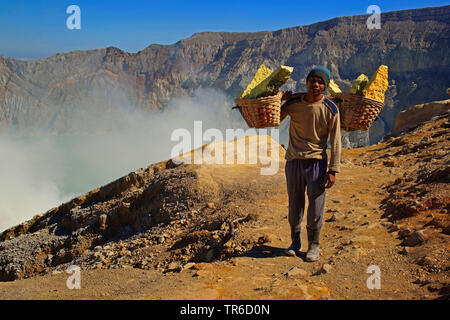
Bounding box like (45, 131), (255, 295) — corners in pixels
(1, 0), (448, 60)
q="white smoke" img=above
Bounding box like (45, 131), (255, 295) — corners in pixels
(0, 133), (75, 232)
(0, 88), (286, 232)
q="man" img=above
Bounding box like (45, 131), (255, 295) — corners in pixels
(280, 66), (341, 262)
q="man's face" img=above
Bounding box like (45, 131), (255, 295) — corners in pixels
(307, 76), (326, 96)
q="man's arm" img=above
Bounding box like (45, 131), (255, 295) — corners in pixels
(327, 111), (342, 174)
(280, 91), (305, 123)
(280, 91), (291, 122)
(324, 109), (341, 188)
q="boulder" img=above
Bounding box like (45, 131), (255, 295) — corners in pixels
(394, 100), (450, 133)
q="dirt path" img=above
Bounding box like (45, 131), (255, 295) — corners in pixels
(0, 143), (442, 300)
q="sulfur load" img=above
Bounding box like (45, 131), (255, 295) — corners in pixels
(362, 65), (389, 103)
(240, 65), (293, 99)
(328, 79), (342, 94)
(239, 64), (273, 98)
(350, 74), (369, 96)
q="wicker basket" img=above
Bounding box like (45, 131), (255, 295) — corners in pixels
(233, 92), (283, 128)
(330, 92), (384, 131)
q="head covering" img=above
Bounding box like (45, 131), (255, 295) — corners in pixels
(307, 66), (330, 88)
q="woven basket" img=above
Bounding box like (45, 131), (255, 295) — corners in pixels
(233, 92), (283, 128)
(330, 93), (384, 131)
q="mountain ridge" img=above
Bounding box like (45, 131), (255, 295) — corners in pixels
(0, 5), (449, 145)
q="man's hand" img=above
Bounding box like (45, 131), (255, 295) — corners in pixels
(281, 90), (292, 101)
(325, 170), (336, 188)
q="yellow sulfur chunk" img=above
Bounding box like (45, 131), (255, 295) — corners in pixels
(328, 79), (342, 94)
(363, 65), (389, 103)
(350, 74), (369, 95)
(241, 65), (294, 99)
(240, 64), (273, 98)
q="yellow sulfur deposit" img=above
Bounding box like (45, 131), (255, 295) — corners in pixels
(350, 74), (369, 96)
(240, 65), (293, 99)
(328, 79), (342, 94)
(362, 65), (389, 103)
(239, 64), (273, 98)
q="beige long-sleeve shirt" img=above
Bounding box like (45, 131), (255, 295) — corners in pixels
(280, 94), (342, 172)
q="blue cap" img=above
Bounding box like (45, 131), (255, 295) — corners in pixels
(307, 66), (331, 87)
(311, 66), (330, 79)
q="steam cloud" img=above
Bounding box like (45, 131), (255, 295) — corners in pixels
(0, 88), (288, 232)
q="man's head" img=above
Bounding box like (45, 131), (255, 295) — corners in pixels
(306, 67), (330, 96)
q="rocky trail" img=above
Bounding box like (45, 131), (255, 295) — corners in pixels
(0, 114), (448, 300)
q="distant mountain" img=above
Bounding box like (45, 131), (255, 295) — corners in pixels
(0, 5), (449, 145)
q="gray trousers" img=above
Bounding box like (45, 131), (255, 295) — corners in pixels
(285, 159), (327, 240)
